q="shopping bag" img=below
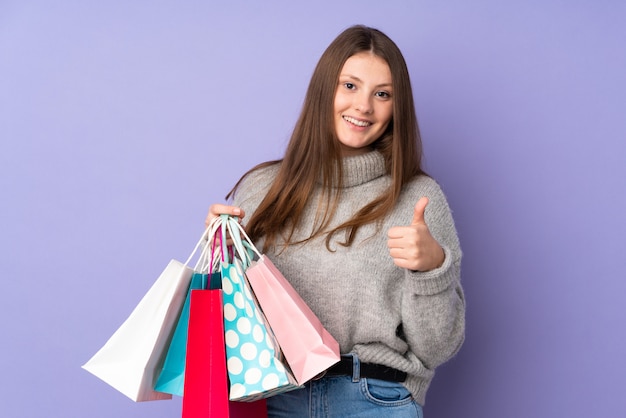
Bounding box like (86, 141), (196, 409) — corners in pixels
(82, 226), (216, 402)
(182, 288), (229, 417)
(222, 258), (301, 401)
(225, 216), (340, 385)
(81, 260), (192, 401)
(219, 217), (301, 401)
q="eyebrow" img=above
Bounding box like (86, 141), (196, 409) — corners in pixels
(340, 74), (392, 88)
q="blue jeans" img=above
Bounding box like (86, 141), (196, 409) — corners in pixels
(266, 356), (423, 417)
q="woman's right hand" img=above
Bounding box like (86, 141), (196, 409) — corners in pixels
(205, 204), (245, 228)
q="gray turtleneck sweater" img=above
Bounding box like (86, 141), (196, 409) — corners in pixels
(232, 151), (465, 406)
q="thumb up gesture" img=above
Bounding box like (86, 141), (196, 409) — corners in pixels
(387, 197), (445, 272)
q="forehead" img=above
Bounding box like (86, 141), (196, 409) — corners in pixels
(340, 52), (392, 84)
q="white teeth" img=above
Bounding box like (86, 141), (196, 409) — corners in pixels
(343, 116), (371, 127)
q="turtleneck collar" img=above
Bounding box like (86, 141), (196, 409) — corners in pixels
(338, 150), (387, 188)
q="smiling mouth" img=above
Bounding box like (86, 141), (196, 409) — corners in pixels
(343, 115), (372, 127)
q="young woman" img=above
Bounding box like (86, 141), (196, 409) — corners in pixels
(206, 25), (465, 418)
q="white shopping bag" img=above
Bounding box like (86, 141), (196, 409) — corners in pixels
(82, 224), (220, 402)
(82, 260), (194, 401)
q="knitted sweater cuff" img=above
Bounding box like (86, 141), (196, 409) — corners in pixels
(406, 245), (460, 295)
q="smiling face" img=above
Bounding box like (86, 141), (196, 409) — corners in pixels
(333, 52), (393, 157)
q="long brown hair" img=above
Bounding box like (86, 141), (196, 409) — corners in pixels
(228, 25), (426, 250)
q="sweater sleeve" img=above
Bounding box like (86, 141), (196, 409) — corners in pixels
(401, 182), (466, 370)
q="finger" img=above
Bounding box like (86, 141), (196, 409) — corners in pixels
(387, 237), (400, 250)
(387, 226), (405, 239)
(387, 225), (419, 242)
(209, 204), (244, 217)
(205, 204), (245, 227)
(410, 197), (429, 226)
(390, 256), (414, 270)
(388, 247), (409, 259)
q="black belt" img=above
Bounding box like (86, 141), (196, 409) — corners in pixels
(323, 356), (407, 383)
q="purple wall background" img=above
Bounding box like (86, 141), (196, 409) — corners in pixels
(2, 1), (625, 417)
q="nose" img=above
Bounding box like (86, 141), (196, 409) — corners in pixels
(354, 92), (373, 114)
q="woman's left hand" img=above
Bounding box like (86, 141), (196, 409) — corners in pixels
(387, 197), (445, 272)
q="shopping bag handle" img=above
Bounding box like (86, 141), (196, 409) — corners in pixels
(219, 215), (263, 268)
(220, 215), (232, 265)
(197, 216), (236, 274)
(184, 216), (223, 271)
